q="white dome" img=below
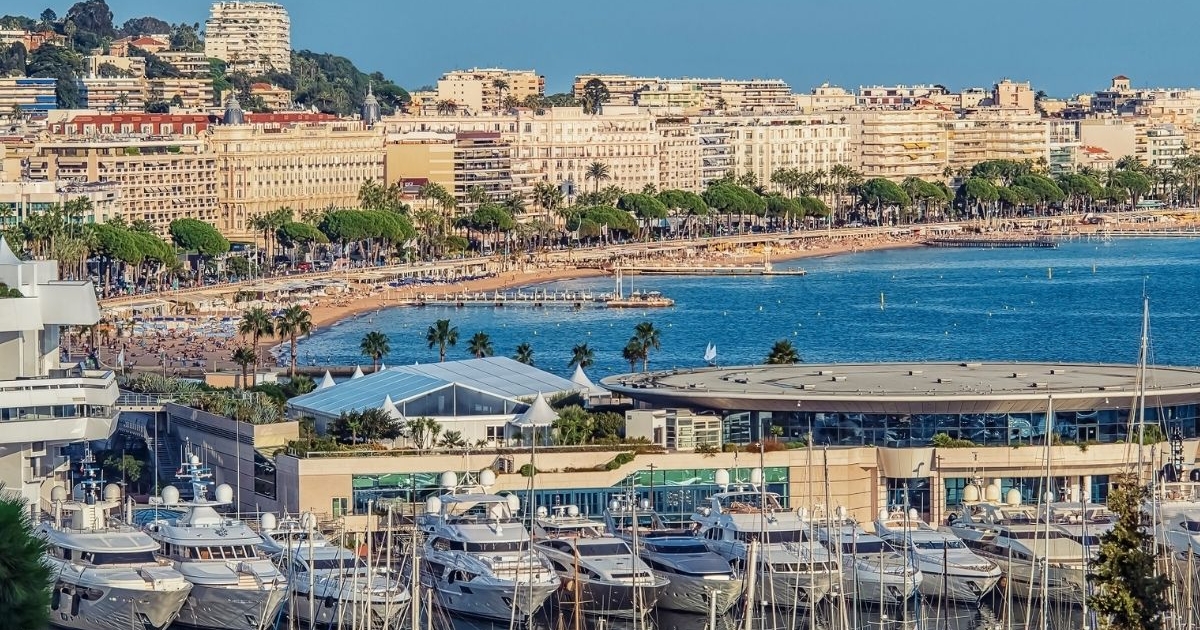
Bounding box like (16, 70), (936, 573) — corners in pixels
(536, 506), (548, 517)
(750, 468), (763, 484)
(714, 469), (730, 487)
(608, 499), (620, 511)
(566, 505), (580, 517)
(639, 498), (651, 510)
(161, 486), (180, 505)
(878, 508), (889, 523)
(103, 484), (121, 502)
(962, 484), (980, 503)
(215, 484), (234, 503)
(907, 508), (919, 520)
(50, 486), (67, 503)
(439, 471), (458, 489)
(478, 469), (496, 488)
(1006, 489), (1023, 506)
(984, 484), (1001, 503)
(425, 496), (443, 515)
(260, 513), (278, 531)
(189, 454), (200, 465)
(506, 494), (520, 514)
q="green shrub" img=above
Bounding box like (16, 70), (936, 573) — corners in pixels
(931, 433), (977, 448)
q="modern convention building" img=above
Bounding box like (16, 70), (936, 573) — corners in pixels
(602, 362), (1200, 523)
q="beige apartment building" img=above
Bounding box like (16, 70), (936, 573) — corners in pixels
(26, 137), (219, 232)
(574, 75), (794, 112)
(636, 82), (706, 111)
(85, 54), (147, 79)
(436, 68), (544, 113)
(511, 106), (660, 194)
(249, 82), (292, 111)
(946, 108), (1048, 173)
(147, 78), (216, 110)
(0, 78), (57, 115)
(845, 108), (950, 181)
(657, 117), (700, 192)
(992, 79), (1036, 113)
(1140, 124), (1186, 170)
(1078, 118), (1137, 159)
(156, 51), (214, 79)
(384, 131), (456, 192)
(707, 114), (851, 189)
(209, 120), (383, 237)
(78, 78), (146, 112)
(204, 1), (292, 74)
(794, 83), (856, 112)
(0, 180), (121, 226)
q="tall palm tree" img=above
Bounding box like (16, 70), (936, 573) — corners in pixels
(632, 321), (661, 372)
(273, 305), (312, 377)
(0, 485), (50, 630)
(621, 338), (647, 372)
(359, 331), (390, 372)
(765, 339), (801, 365)
(585, 161), (611, 194)
(237, 306), (274, 371)
(426, 319), (459, 362)
(467, 332), (493, 358)
(513, 342), (534, 365)
(230, 345), (256, 389)
(491, 78), (509, 111)
(569, 343), (595, 369)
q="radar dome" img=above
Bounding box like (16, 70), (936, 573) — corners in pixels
(567, 505), (580, 517)
(962, 484), (980, 503)
(536, 506), (548, 518)
(478, 469), (496, 488)
(506, 494), (521, 513)
(1044, 491), (1055, 503)
(300, 512), (317, 531)
(715, 469), (730, 487)
(1005, 489), (1023, 506)
(907, 508), (919, 521)
(161, 486), (180, 505)
(215, 484), (234, 503)
(425, 497), (443, 515)
(103, 484), (121, 502)
(260, 513), (278, 531)
(50, 485), (67, 503)
(608, 499), (619, 511)
(750, 468), (763, 484)
(439, 471), (458, 489)
(984, 484), (1001, 503)
(190, 454), (200, 465)
(878, 508), (889, 522)
(639, 498), (651, 510)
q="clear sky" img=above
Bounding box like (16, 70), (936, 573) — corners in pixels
(12, 0), (1197, 96)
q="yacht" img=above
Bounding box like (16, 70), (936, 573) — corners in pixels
(947, 490), (1089, 605)
(143, 455), (288, 630)
(874, 508), (1001, 602)
(1038, 501), (1115, 559)
(39, 457), (191, 630)
(264, 514), (410, 628)
(533, 504), (668, 618)
(816, 514), (922, 605)
(415, 471), (560, 621)
(603, 496), (744, 614)
(690, 470), (839, 608)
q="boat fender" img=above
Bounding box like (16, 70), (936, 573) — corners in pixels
(324, 595), (337, 608)
(69, 591), (80, 617)
(946, 513), (957, 526)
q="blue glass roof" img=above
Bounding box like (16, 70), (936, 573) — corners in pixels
(288, 357), (578, 418)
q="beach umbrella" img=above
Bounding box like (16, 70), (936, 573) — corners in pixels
(317, 371), (336, 390)
(351, 365), (364, 379)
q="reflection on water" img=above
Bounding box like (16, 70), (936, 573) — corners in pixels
(298, 238), (1200, 378)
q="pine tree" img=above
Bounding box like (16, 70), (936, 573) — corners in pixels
(1087, 472), (1170, 630)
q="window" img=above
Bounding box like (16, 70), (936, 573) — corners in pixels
(486, 426), (504, 442)
(332, 497), (349, 517)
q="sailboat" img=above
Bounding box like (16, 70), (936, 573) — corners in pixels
(704, 343), (717, 367)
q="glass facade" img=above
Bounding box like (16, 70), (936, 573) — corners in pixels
(253, 451), (276, 499)
(350, 466), (789, 522)
(724, 406), (1197, 447)
(943, 474), (1113, 513)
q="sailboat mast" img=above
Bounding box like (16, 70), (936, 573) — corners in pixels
(1136, 295), (1150, 482)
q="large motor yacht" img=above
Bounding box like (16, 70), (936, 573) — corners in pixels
(264, 513), (410, 628)
(533, 503), (668, 618)
(946, 487), (1089, 605)
(874, 508), (1001, 602)
(39, 455), (192, 630)
(690, 469), (839, 608)
(415, 470), (560, 622)
(817, 514), (922, 605)
(143, 455), (288, 630)
(603, 495), (744, 614)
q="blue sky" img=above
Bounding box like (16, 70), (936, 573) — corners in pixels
(12, 0), (1196, 96)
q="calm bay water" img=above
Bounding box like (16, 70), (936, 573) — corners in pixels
(297, 237), (1200, 378)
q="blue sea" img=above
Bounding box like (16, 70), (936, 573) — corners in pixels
(295, 237), (1200, 377)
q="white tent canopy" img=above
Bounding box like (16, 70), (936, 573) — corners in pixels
(510, 392), (558, 428)
(317, 371), (336, 390)
(570, 365), (605, 395)
(379, 361), (387, 371)
(380, 394), (404, 421)
(351, 365), (364, 379)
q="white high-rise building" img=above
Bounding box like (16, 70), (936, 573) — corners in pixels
(0, 240), (118, 508)
(204, 1), (292, 74)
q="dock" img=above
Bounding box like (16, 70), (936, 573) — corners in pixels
(403, 291), (604, 308)
(617, 265), (806, 276)
(923, 237), (1058, 249)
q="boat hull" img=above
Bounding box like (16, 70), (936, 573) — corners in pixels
(746, 567), (837, 609)
(654, 572), (744, 615)
(556, 577), (666, 618)
(840, 569), (923, 605)
(429, 578), (559, 621)
(915, 568), (1001, 602)
(49, 581), (190, 630)
(173, 582), (289, 630)
(990, 558), (1088, 606)
(286, 590), (410, 629)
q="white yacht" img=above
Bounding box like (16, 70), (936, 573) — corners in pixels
(533, 504), (668, 618)
(603, 496), (744, 614)
(874, 508), (1001, 602)
(947, 490), (1089, 605)
(415, 470), (560, 621)
(143, 456), (288, 630)
(265, 514), (410, 628)
(690, 470), (839, 608)
(39, 458), (192, 630)
(816, 515), (922, 605)
(1038, 501), (1115, 559)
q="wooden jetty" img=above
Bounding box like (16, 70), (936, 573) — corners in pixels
(404, 290), (603, 308)
(923, 237), (1058, 249)
(618, 265), (806, 276)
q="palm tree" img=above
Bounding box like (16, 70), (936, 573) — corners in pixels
(359, 331), (390, 372)
(230, 345), (257, 389)
(425, 319), (459, 362)
(237, 306), (274, 371)
(513, 342), (534, 365)
(765, 339), (801, 365)
(585, 161), (611, 194)
(0, 485), (50, 630)
(273, 305), (312, 377)
(632, 321), (661, 372)
(491, 78), (509, 111)
(467, 331), (493, 358)
(621, 338), (647, 372)
(569, 343), (595, 369)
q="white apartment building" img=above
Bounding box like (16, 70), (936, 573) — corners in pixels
(574, 75), (794, 112)
(512, 106), (660, 193)
(1141, 124), (1186, 170)
(0, 181), (121, 226)
(947, 108), (1048, 173)
(705, 114), (851, 189)
(204, 1), (292, 74)
(844, 108), (950, 181)
(657, 116), (700, 192)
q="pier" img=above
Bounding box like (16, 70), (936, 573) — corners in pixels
(402, 290), (604, 308)
(923, 237), (1058, 249)
(616, 265), (807, 276)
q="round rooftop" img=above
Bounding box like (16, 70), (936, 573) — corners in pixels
(600, 362), (1200, 414)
